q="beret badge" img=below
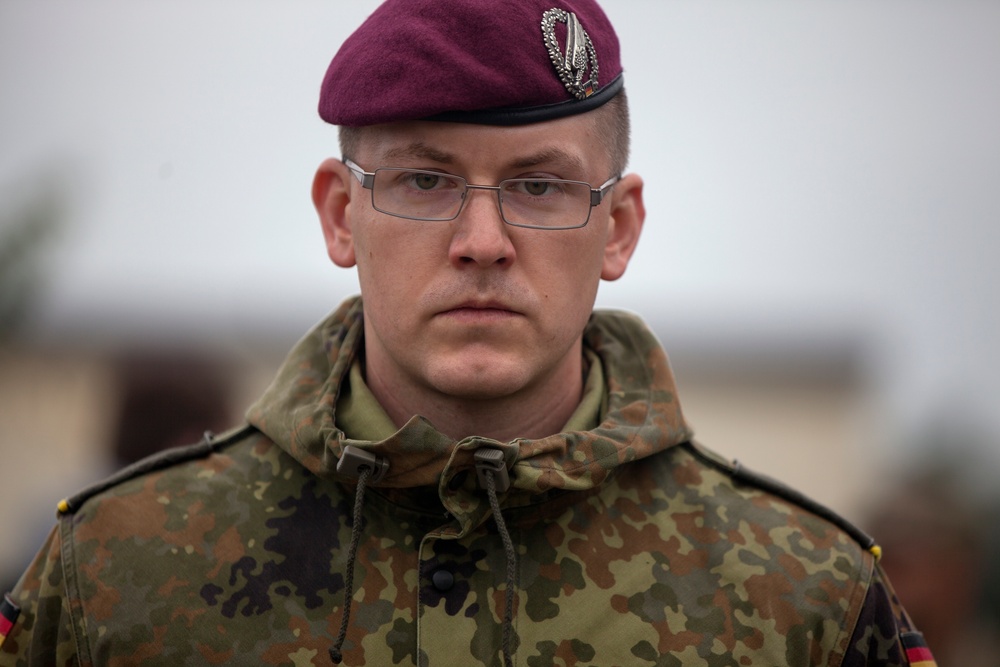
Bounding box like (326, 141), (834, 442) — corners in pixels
(541, 8), (600, 100)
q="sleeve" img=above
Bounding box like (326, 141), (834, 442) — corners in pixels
(0, 523), (82, 667)
(840, 562), (938, 667)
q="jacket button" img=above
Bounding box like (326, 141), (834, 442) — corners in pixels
(432, 569), (454, 591)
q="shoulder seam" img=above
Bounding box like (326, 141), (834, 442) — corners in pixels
(58, 511), (92, 666)
(57, 424), (258, 516)
(682, 441), (877, 552)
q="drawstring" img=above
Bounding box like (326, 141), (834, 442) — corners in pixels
(475, 448), (516, 667)
(329, 465), (371, 664)
(330, 446), (389, 665)
(483, 467), (516, 667)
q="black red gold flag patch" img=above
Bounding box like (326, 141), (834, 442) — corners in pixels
(901, 631), (937, 667)
(0, 594), (20, 649)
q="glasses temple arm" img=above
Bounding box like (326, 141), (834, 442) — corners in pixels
(590, 175), (621, 206)
(341, 157), (376, 189)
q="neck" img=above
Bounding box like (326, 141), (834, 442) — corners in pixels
(365, 345), (585, 442)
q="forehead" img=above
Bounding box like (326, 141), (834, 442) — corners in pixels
(352, 112), (610, 176)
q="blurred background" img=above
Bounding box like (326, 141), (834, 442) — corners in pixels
(2, 1), (998, 662)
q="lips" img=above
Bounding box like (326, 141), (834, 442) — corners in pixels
(449, 300), (517, 313)
(438, 300), (522, 321)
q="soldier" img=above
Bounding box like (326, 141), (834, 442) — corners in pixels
(1, 0), (934, 665)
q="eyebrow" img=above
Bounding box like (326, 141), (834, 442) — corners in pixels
(379, 143), (587, 175)
(382, 142), (455, 164)
(507, 148), (586, 174)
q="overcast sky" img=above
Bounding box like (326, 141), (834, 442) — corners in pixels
(2, 0), (999, 454)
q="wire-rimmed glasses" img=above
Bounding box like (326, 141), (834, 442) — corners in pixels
(343, 158), (619, 230)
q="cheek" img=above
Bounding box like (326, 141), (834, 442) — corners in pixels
(534, 233), (605, 321)
(353, 227), (401, 321)
(353, 222), (441, 304)
(549, 229), (607, 285)
(353, 220), (399, 280)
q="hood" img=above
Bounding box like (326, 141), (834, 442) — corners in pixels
(247, 296), (691, 498)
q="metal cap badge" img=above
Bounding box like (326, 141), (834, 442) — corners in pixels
(542, 8), (600, 99)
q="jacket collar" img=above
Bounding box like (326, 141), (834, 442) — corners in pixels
(246, 296), (692, 496)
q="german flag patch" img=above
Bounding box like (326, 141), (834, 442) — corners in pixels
(901, 631), (937, 667)
(0, 594), (20, 649)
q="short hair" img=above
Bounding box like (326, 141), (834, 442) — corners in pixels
(595, 87), (631, 175)
(338, 88), (632, 177)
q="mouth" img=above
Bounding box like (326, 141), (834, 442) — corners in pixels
(438, 300), (522, 322)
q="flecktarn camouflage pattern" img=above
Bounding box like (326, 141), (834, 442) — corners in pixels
(1, 297), (927, 666)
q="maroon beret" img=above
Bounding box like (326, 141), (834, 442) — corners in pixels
(319, 0), (624, 127)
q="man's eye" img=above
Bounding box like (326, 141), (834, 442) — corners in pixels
(523, 180), (551, 196)
(412, 173), (440, 190)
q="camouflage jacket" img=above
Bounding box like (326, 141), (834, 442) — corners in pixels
(2, 297), (928, 666)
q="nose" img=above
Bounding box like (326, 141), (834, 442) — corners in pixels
(447, 187), (517, 268)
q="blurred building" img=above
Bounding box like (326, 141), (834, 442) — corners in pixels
(0, 340), (274, 594)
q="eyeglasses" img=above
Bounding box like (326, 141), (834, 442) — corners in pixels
(343, 158), (619, 230)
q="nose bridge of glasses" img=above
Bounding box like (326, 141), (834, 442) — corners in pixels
(459, 182), (505, 217)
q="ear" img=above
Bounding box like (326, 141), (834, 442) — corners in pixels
(312, 158), (357, 268)
(601, 173), (645, 281)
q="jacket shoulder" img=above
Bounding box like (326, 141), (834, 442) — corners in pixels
(680, 440), (880, 556)
(56, 424), (260, 517)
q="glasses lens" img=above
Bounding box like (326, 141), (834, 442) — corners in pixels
(500, 179), (592, 229)
(371, 169), (465, 221)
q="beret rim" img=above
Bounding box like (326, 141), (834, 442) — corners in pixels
(420, 74), (624, 127)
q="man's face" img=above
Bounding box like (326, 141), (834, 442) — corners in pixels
(317, 112), (643, 409)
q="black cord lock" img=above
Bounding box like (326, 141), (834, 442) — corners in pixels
(474, 448), (511, 494)
(336, 445), (389, 483)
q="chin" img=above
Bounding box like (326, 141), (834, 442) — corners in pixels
(424, 358), (533, 401)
